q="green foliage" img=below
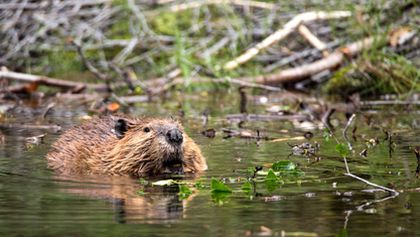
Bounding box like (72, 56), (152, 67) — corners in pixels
(108, 19), (132, 40)
(151, 11), (193, 35)
(265, 169), (278, 181)
(325, 49), (420, 98)
(271, 161), (304, 177)
(241, 181), (252, 195)
(264, 169), (280, 192)
(323, 129), (332, 142)
(152, 12), (177, 35)
(210, 178), (232, 205)
(336, 228), (349, 237)
(210, 178), (232, 193)
(194, 181), (206, 190)
(178, 184), (193, 200)
(111, 0), (128, 8)
(138, 178), (149, 185)
(41, 50), (83, 77)
(336, 143), (350, 157)
(272, 160), (296, 172)
(211, 190), (232, 205)
(174, 31), (192, 84)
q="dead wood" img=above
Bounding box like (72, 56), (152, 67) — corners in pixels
(120, 95), (149, 103)
(224, 11), (352, 70)
(0, 70), (108, 92)
(243, 37), (375, 85)
(166, 0), (276, 13)
(298, 25), (329, 56)
(226, 113), (308, 122)
(0, 123), (62, 132)
(361, 100), (420, 106)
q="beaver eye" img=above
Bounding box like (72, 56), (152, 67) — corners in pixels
(143, 127), (150, 133)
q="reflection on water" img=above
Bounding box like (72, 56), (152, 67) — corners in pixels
(1, 95), (420, 236)
(53, 175), (186, 224)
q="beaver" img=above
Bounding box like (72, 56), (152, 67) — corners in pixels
(47, 115), (207, 176)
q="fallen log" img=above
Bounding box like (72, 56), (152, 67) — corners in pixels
(244, 37), (375, 85)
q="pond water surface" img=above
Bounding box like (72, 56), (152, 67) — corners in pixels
(1, 93), (419, 237)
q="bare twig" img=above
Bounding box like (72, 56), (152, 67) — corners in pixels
(361, 100), (420, 106)
(167, 0), (276, 12)
(226, 114), (308, 122)
(112, 38), (139, 65)
(263, 40), (340, 73)
(72, 40), (109, 82)
(343, 114), (356, 151)
(355, 192), (398, 211)
(316, 108), (399, 195)
(345, 172), (399, 195)
(119, 95), (149, 103)
(227, 78), (282, 91)
(298, 24), (329, 56)
(224, 11), (352, 70)
(41, 102), (56, 119)
(0, 123), (62, 132)
(146, 76), (283, 95)
(0, 70), (97, 91)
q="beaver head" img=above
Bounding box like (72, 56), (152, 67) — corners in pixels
(104, 117), (190, 175)
(47, 116), (207, 176)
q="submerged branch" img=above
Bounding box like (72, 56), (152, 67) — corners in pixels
(343, 114), (356, 151)
(226, 114), (308, 122)
(345, 172), (399, 195)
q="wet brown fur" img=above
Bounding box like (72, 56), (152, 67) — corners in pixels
(47, 115), (207, 176)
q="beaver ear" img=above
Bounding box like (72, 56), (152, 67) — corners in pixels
(115, 119), (129, 139)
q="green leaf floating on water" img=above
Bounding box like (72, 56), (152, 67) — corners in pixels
(210, 178), (232, 193)
(241, 181), (252, 191)
(265, 169), (278, 181)
(272, 160), (296, 172)
(241, 181), (253, 195)
(336, 143), (350, 157)
(270, 160), (305, 177)
(194, 181), (206, 190)
(210, 178), (232, 205)
(265, 169), (280, 192)
(178, 184), (193, 200)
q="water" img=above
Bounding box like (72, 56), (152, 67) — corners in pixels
(1, 93), (420, 236)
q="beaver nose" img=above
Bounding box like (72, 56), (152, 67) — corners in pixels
(166, 129), (183, 144)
